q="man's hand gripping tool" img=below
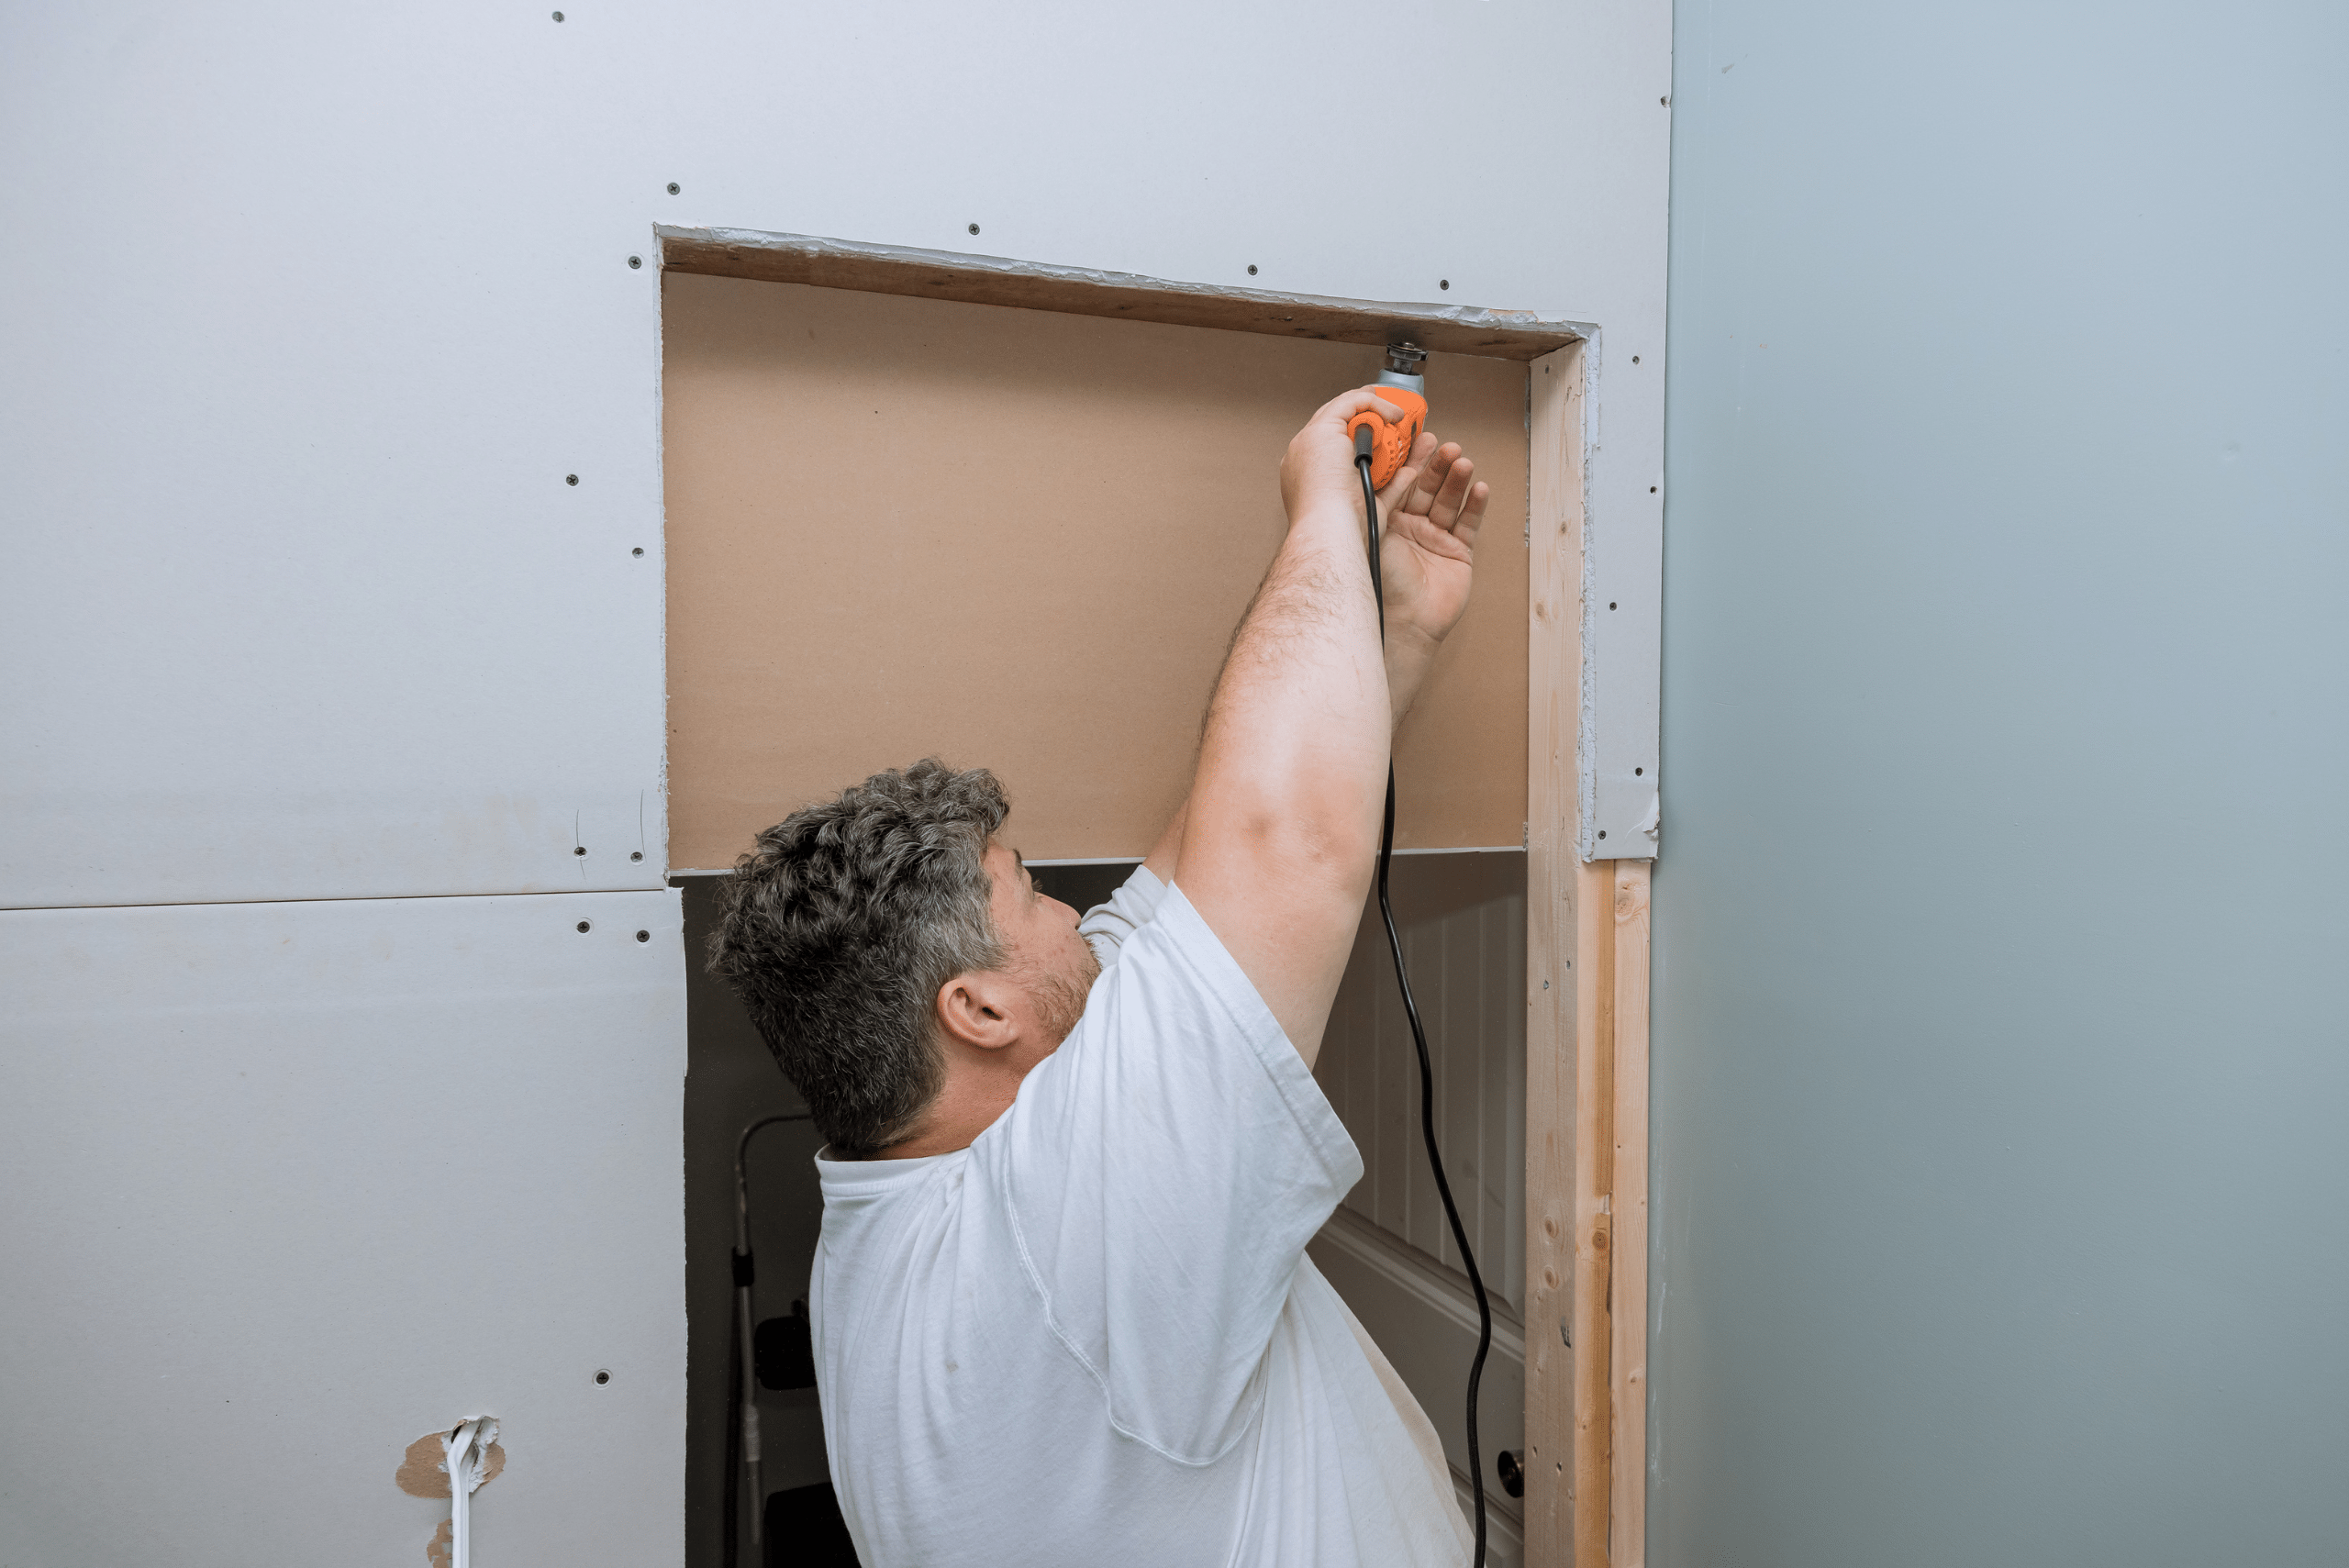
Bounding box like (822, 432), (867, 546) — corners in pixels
(1346, 342), (1429, 488)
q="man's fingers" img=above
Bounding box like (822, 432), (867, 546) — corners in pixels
(1428, 452), (1478, 531)
(1448, 480), (1491, 554)
(1319, 387), (1406, 428)
(1384, 437), (1454, 513)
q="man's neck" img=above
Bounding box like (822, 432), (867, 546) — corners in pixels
(877, 1058), (1027, 1159)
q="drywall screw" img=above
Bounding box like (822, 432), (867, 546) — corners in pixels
(631, 547), (644, 557)
(551, 9), (563, 19)
(1632, 355), (1641, 362)
(594, 1369), (611, 1385)
(636, 930), (650, 943)
(573, 845), (587, 856)
(566, 473), (579, 485)
(628, 255), (642, 269)
(630, 851), (643, 862)
(577, 920), (591, 932)
(666, 182), (680, 195)
(1439, 279), (1451, 290)
(1247, 264), (1258, 275)
(967, 223), (980, 235)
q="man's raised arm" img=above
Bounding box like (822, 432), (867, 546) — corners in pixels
(1173, 389), (1488, 1065)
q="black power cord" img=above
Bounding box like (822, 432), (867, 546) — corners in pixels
(1357, 436), (1495, 1567)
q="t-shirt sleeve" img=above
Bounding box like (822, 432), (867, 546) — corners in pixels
(1074, 864), (1167, 972)
(973, 884), (1364, 1464)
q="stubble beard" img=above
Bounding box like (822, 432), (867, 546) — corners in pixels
(1028, 948), (1102, 1050)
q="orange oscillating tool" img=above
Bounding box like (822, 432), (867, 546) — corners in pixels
(1346, 342), (1430, 487)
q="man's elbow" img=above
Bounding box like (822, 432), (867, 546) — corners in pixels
(1201, 795), (1379, 902)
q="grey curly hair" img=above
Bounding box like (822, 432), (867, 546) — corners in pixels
(706, 760), (1009, 1155)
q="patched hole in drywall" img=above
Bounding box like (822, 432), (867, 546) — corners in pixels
(395, 1429), (507, 1499)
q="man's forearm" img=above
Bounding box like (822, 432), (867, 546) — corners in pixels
(1383, 621), (1443, 729)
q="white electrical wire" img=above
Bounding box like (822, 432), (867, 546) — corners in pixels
(441, 1417), (498, 1568)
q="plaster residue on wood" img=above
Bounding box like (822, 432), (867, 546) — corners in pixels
(656, 225), (1595, 361)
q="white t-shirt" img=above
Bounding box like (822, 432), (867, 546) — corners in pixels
(811, 869), (1472, 1567)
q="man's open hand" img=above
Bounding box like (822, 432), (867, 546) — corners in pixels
(1374, 431), (1489, 655)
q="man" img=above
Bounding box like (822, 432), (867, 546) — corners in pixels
(708, 386), (1492, 1565)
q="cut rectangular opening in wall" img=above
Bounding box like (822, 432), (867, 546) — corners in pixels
(662, 271), (1531, 869)
(661, 249), (1585, 1566)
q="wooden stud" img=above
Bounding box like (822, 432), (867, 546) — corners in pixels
(1608, 862), (1652, 1568)
(1572, 858), (1616, 1568)
(1524, 342), (1585, 1564)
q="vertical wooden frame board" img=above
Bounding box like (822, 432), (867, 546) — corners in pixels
(1609, 862), (1653, 1566)
(1525, 340), (1653, 1568)
(662, 273), (1530, 868)
(1572, 857), (1619, 1568)
(1523, 343), (1586, 1562)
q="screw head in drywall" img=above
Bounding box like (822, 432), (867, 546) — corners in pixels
(666, 182), (680, 195)
(1598, 829), (1608, 840)
(551, 9), (563, 18)
(577, 920), (591, 932)
(630, 851), (643, 862)
(631, 546), (644, 557)
(635, 929), (650, 943)
(1247, 264), (1258, 275)
(573, 845), (586, 855)
(1439, 279), (1450, 291)
(1635, 766), (1644, 775)
(627, 255), (641, 269)
(967, 223), (980, 235)
(594, 1369), (610, 1385)
(566, 473), (579, 485)
(1631, 355), (1641, 363)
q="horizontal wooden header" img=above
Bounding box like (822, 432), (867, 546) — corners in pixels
(657, 226), (1590, 362)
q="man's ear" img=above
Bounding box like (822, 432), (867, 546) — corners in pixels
(934, 970), (1021, 1052)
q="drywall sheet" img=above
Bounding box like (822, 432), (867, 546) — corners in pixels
(0, 890), (685, 1566)
(664, 274), (1529, 867)
(2, 2), (1663, 907)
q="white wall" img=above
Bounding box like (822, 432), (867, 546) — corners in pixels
(1650, 1), (2349, 1562)
(0, 2), (1668, 1559)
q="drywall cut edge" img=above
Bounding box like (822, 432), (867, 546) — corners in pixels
(655, 227), (1594, 362)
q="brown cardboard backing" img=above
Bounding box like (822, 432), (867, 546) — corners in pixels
(663, 273), (1530, 867)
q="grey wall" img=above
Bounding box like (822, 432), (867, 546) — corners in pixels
(1651, 2), (2349, 1562)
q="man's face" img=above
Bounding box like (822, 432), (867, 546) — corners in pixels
(980, 840), (1100, 1051)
